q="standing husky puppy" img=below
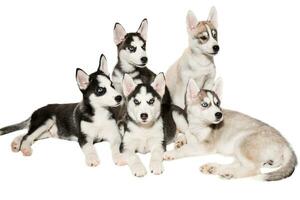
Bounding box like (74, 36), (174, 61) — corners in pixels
(166, 7), (219, 108)
(164, 79), (297, 181)
(120, 73), (190, 177)
(112, 19), (156, 93)
(0, 55), (124, 167)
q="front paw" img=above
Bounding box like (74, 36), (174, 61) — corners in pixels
(150, 161), (164, 175)
(200, 163), (218, 175)
(131, 163), (147, 177)
(163, 150), (177, 161)
(174, 135), (187, 149)
(113, 153), (127, 166)
(85, 154), (100, 167)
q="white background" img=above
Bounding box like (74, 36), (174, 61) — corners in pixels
(0, 0), (299, 199)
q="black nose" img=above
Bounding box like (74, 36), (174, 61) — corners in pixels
(115, 95), (122, 103)
(213, 45), (219, 53)
(141, 57), (148, 64)
(215, 112), (223, 120)
(140, 113), (148, 121)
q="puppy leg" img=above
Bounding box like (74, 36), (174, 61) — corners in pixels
(123, 150), (147, 177)
(106, 133), (126, 166)
(164, 143), (209, 160)
(79, 137), (100, 167)
(149, 145), (164, 175)
(11, 135), (24, 152)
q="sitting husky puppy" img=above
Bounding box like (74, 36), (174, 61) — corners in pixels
(120, 73), (190, 177)
(0, 55), (124, 167)
(164, 79), (297, 181)
(112, 19), (155, 93)
(166, 7), (219, 109)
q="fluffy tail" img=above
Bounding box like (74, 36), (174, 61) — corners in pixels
(262, 146), (297, 181)
(0, 118), (31, 136)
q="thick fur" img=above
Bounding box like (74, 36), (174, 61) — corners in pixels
(166, 7), (219, 108)
(164, 79), (297, 181)
(0, 55), (124, 166)
(121, 74), (190, 177)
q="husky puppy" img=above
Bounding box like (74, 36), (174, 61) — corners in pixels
(120, 73), (190, 177)
(166, 7), (219, 108)
(0, 55), (124, 167)
(164, 79), (297, 181)
(112, 18), (156, 93)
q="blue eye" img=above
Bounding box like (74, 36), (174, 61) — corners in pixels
(147, 98), (155, 105)
(201, 102), (209, 108)
(133, 99), (141, 105)
(128, 46), (136, 52)
(95, 87), (106, 96)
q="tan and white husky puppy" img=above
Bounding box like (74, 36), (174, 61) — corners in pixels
(164, 79), (297, 181)
(166, 7), (219, 108)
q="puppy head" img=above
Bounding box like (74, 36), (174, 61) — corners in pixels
(122, 73), (165, 126)
(114, 19), (148, 68)
(185, 78), (223, 125)
(76, 54), (123, 108)
(186, 7), (219, 56)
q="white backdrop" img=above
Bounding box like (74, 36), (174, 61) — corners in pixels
(0, 0), (299, 199)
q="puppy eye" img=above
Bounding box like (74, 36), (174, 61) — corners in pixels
(142, 44), (146, 50)
(95, 87), (106, 96)
(133, 99), (141, 105)
(212, 30), (217, 38)
(215, 101), (220, 106)
(200, 36), (208, 40)
(147, 98), (155, 105)
(128, 46), (137, 52)
(201, 102), (209, 108)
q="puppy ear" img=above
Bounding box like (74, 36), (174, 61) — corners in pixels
(76, 68), (89, 90)
(151, 73), (166, 97)
(186, 10), (198, 33)
(207, 6), (218, 28)
(122, 74), (137, 97)
(98, 54), (109, 76)
(212, 77), (223, 100)
(137, 18), (148, 40)
(186, 79), (200, 104)
(114, 23), (126, 45)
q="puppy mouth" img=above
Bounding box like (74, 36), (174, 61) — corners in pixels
(213, 118), (223, 124)
(130, 62), (146, 67)
(206, 52), (218, 56)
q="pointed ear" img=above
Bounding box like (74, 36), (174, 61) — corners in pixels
(114, 23), (126, 45)
(207, 6), (218, 28)
(186, 79), (200, 104)
(76, 68), (89, 90)
(151, 73), (166, 97)
(186, 10), (198, 33)
(122, 74), (137, 97)
(98, 54), (109, 76)
(137, 18), (148, 40)
(212, 77), (223, 100)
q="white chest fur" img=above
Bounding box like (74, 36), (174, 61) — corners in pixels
(80, 107), (118, 140)
(123, 118), (164, 154)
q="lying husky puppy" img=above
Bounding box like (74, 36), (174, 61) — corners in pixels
(164, 79), (297, 181)
(166, 7), (219, 108)
(0, 55), (124, 167)
(120, 73), (190, 177)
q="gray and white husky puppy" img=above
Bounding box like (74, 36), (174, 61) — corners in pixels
(120, 73), (191, 177)
(166, 7), (219, 108)
(164, 79), (297, 181)
(0, 55), (124, 167)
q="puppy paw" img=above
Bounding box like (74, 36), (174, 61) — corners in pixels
(200, 164), (218, 175)
(220, 173), (234, 180)
(131, 163), (147, 177)
(174, 135), (187, 149)
(85, 154), (100, 167)
(113, 153), (127, 166)
(150, 161), (164, 175)
(11, 135), (23, 152)
(163, 150), (177, 161)
(21, 146), (32, 156)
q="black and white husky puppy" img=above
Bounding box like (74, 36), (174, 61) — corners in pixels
(120, 73), (191, 177)
(0, 55), (124, 167)
(112, 18), (155, 94)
